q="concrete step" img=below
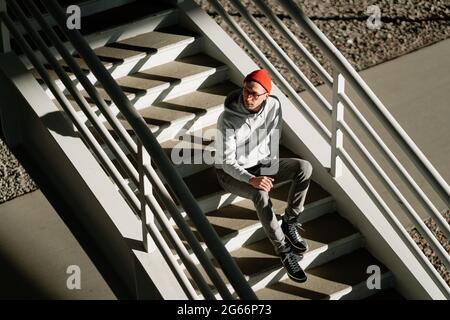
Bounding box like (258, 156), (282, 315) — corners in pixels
(119, 143), (332, 232)
(160, 123), (218, 177)
(12, 0), (149, 41)
(174, 145), (319, 214)
(38, 26), (202, 96)
(59, 56), (115, 73)
(31, 58), (114, 84)
(96, 26), (203, 79)
(191, 213), (365, 298)
(164, 144), (334, 254)
(92, 46), (148, 64)
(255, 249), (394, 300)
(69, 53), (228, 125)
(114, 25), (198, 54)
(17, 1), (177, 67)
(172, 179), (334, 257)
(93, 81), (237, 161)
(182, 168), (331, 222)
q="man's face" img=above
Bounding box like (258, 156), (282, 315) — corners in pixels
(242, 81), (268, 111)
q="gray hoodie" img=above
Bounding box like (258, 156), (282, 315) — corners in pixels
(215, 88), (282, 183)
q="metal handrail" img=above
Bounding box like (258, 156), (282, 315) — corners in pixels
(277, 0), (450, 205)
(228, 0), (332, 115)
(206, 0), (449, 291)
(9, 0), (208, 300)
(18, 0), (232, 300)
(337, 146), (450, 296)
(0, 10), (200, 299)
(339, 91), (450, 240)
(339, 119), (450, 270)
(18, 0), (223, 298)
(276, 0), (449, 287)
(2, 0), (254, 300)
(274, 0), (449, 290)
(4, 0), (447, 298)
(18, 0), (220, 300)
(207, 0), (331, 143)
(41, 0), (256, 300)
(253, 0), (333, 87)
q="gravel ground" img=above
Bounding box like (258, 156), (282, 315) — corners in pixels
(0, 138), (37, 204)
(409, 209), (450, 286)
(195, 0), (450, 90)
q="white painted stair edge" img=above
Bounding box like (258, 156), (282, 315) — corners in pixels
(20, 6), (178, 71)
(173, 195), (336, 265)
(43, 36), (203, 97)
(205, 232), (366, 300)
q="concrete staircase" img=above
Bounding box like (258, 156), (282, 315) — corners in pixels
(28, 0), (401, 300)
(169, 143), (396, 299)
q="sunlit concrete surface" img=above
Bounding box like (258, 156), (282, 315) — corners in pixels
(301, 38), (450, 228)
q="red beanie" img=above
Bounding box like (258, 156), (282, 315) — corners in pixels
(244, 69), (272, 93)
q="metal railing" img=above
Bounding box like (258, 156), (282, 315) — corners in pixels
(1, 0), (257, 300)
(207, 0), (449, 295)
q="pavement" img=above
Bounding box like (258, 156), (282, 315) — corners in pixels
(300, 37), (450, 228)
(0, 190), (116, 299)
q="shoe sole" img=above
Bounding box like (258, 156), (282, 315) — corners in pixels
(287, 273), (307, 283)
(285, 235), (309, 254)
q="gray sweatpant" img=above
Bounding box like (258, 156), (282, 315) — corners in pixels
(216, 158), (313, 254)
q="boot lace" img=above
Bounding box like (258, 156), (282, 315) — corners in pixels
(282, 252), (301, 273)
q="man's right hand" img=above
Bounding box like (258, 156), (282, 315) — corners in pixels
(249, 176), (274, 192)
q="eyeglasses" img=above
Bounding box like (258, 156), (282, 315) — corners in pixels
(243, 87), (267, 99)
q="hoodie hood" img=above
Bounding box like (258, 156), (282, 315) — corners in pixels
(223, 89), (267, 132)
(214, 88), (282, 183)
(224, 89), (266, 118)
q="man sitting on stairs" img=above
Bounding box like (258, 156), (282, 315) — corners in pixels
(214, 69), (313, 283)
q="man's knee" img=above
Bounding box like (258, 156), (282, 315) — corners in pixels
(253, 190), (270, 207)
(296, 159), (313, 180)
(304, 160), (313, 180)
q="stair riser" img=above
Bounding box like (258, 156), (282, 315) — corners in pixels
(70, 67), (227, 126)
(152, 105), (224, 143)
(221, 197), (336, 253)
(98, 107), (222, 169)
(42, 37), (202, 96)
(162, 191), (242, 233)
(131, 67), (228, 109)
(246, 234), (363, 297)
(161, 163), (211, 179)
(85, 8), (177, 51)
(208, 233), (364, 299)
(195, 191), (242, 216)
(172, 201), (334, 264)
(13, 0), (138, 41)
(104, 124), (215, 179)
(168, 185), (334, 229)
(109, 37), (203, 79)
(173, 198), (336, 265)
(20, 7), (177, 71)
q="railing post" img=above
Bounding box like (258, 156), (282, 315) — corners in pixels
(331, 68), (345, 177)
(138, 140), (155, 253)
(0, 0), (10, 53)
